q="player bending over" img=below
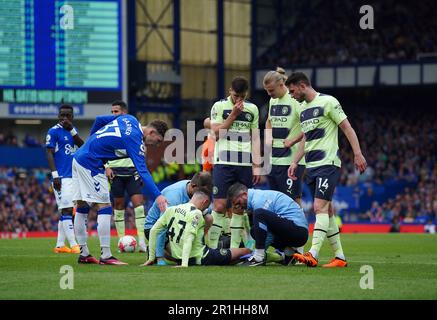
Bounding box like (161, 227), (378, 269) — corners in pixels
(227, 183), (309, 266)
(73, 114), (168, 265)
(144, 171), (213, 265)
(143, 189), (250, 267)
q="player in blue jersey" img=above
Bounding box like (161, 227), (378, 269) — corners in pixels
(227, 183), (309, 266)
(72, 114), (168, 265)
(46, 104), (84, 254)
(144, 171), (213, 265)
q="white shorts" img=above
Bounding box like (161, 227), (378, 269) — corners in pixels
(72, 159), (110, 204)
(53, 178), (75, 209)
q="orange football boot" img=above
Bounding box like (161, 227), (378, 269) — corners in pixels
(292, 252), (318, 267)
(70, 245), (80, 254)
(322, 257), (348, 268)
(54, 246), (72, 253)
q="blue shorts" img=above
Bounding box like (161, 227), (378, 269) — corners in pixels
(212, 164), (252, 199)
(268, 164), (305, 200)
(201, 246), (232, 266)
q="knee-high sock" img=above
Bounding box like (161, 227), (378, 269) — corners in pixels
(242, 212), (251, 243)
(97, 206), (113, 259)
(265, 250), (283, 264)
(327, 215), (345, 260)
(208, 211), (224, 249)
(134, 206), (146, 242)
(74, 206), (89, 256)
(56, 220), (66, 247)
(222, 215), (231, 235)
(230, 213), (244, 248)
(309, 213), (329, 259)
(62, 215), (77, 247)
(114, 209), (125, 238)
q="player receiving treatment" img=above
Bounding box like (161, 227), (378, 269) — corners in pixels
(144, 171), (213, 265)
(286, 72), (367, 267)
(104, 101), (148, 252)
(143, 189), (251, 267)
(227, 183), (308, 266)
(72, 113), (168, 265)
(208, 76), (261, 250)
(46, 104), (84, 254)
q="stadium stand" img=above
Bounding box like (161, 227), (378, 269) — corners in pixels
(257, 0), (437, 67)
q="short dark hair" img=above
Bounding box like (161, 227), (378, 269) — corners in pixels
(231, 76), (249, 94)
(285, 72), (311, 87)
(111, 100), (128, 110)
(59, 104), (73, 112)
(191, 171), (213, 194)
(148, 119), (168, 138)
(194, 187), (212, 200)
(227, 182), (248, 201)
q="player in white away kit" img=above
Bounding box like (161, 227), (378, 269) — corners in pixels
(73, 114), (168, 265)
(46, 104), (84, 254)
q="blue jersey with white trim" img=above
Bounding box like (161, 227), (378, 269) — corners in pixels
(74, 114), (161, 199)
(145, 179), (190, 229)
(247, 189), (308, 229)
(46, 124), (78, 178)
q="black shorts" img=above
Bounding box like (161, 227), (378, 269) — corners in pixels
(201, 246), (232, 266)
(110, 174), (143, 198)
(251, 208), (309, 249)
(212, 164), (253, 199)
(268, 164), (305, 200)
(305, 165), (341, 201)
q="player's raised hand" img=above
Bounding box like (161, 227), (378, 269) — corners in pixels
(231, 99), (244, 116)
(60, 119), (73, 131)
(354, 153), (367, 174)
(53, 177), (62, 191)
(156, 195), (169, 213)
(288, 162), (298, 180)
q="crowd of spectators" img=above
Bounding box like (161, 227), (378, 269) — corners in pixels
(0, 130), (42, 147)
(339, 108), (437, 187)
(337, 107), (437, 223)
(257, 0), (437, 67)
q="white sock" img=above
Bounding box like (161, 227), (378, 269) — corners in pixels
(97, 214), (112, 259)
(327, 216), (346, 260)
(56, 220), (66, 247)
(74, 213), (89, 256)
(294, 246), (304, 254)
(253, 249), (265, 262)
(62, 218), (77, 247)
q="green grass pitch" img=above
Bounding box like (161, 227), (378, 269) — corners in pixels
(1, 234), (436, 300)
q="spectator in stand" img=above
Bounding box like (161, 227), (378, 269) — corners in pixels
(257, 0), (437, 67)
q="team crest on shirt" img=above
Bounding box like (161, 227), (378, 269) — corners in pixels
(192, 213), (200, 227)
(213, 186), (218, 195)
(220, 249), (228, 256)
(245, 113), (252, 122)
(313, 108), (320, 117)
(211, 106), (218, 120)
(282, 106), (289, 115)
